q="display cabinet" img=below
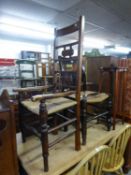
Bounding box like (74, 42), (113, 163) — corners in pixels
(16, 59), (37, 87)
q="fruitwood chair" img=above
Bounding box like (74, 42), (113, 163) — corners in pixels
(102, 124), (131, 175)
(64, 145), (109, 175)
(98, 66), (128, 130)
(14, 16), (85, 172)
(81, 65), (128, 145)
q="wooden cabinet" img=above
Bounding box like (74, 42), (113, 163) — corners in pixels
(117, 59), (131, 123)
(0, 90), (19, 175)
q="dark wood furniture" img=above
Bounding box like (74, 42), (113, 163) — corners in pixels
(81, 65), (128, 145)
(99, 66), (128, 130)
(14, 16), (85, 172)
(0, 90), (19, 175)
(117, 59), (131, 123)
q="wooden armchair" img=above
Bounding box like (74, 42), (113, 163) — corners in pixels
(14, 16), (85, 172)
(64, 145), (109, 175)
(102, 124), (131, 175)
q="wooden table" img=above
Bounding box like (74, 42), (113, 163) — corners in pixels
(17, 122), (129, 175)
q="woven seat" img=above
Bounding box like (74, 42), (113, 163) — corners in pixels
(70, 91), (109, 103)
(22, 97), (76, 115)
(86, 92), (109, 103)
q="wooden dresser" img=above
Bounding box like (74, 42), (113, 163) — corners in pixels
(0, 90), (19, 175)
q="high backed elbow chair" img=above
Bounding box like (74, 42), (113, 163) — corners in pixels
(102, 124), (131, 175)
(64, 145), (109, 175)
(14, 16), (85, 172)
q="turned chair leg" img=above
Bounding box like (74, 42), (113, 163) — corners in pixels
(81, 97), (87, 145)
(40, 99), (49, 172)
(41, 126), (49, 172)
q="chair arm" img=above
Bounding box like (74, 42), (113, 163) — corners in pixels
(13, 85), (52, 93)
(32, 91), (75, 101)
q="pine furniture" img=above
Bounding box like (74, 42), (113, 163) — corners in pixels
(64, 145), (108, 175)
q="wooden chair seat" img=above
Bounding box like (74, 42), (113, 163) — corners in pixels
(22, 97), (76, 115)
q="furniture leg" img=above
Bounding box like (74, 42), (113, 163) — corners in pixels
(81, 96), (87, 145)
(40, 99), (49, 172)
(19, 101), (26, 143)
(63, 110), (68, 132)
(75, 103), (81, 150)
(107, 111), (112, 131)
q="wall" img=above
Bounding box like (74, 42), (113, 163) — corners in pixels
(0, 39), (53, 58)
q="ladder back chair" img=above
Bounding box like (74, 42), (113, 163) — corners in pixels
(64, 145), (109, 175)
(99, 65), (128, 130)
(81, 69), (111, 145)
(81, 65), (128, 145)
(14, 16), (85, 172)
(103, 124), (131, 175)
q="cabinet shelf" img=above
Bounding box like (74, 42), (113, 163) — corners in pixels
(16, 59), (36, 64)
(20, 70), (34, 73)
(16, 59), (36, 87)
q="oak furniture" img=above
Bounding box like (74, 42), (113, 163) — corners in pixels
(0, 90), (19, 175)
(117, 59), (131, 123)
